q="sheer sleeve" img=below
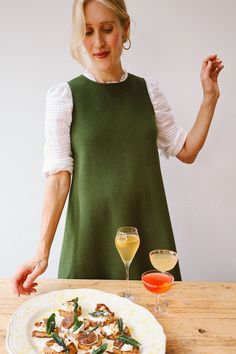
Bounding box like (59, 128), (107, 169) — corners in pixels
(145, 77), (187, 158)
(42, 83), (73, 177)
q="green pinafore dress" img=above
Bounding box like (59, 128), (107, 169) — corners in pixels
(58, 73), (181, 280)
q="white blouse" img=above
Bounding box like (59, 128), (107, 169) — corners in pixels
(43, 68), (187, 177)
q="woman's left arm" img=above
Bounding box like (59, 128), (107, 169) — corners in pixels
(177, 54), (224, 164)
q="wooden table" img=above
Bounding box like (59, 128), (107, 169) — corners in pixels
(1, 279), (236, 353)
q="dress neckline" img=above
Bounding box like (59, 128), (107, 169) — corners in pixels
(82, 67), (129, 85)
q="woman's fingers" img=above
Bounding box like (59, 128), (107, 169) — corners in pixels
(201, 55), (224, 80)
(210, 59), (223, 71)
(23, 268), (39, 288)
(31, 282), (38, 287)
(18, 283), (38, 296)
(209, 62), (224, 79)
(211, 59), (222, 69)
(13, 263), (40, 296)
(13, 259), (48, 297)
(216, 64), (224, 73)
(202, 58), (220, 71)
(12, 265), (31, 296)
(212, 64), (224, 77)
(203, 53), (218, 63)
(26, 282), (38, 294)
(14, 280), (38, 296)
(23, 261), (47, 288)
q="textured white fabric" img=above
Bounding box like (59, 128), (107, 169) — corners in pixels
(145, 76), (187, 158)
(43, 68), (187, 177)
(43, 83), (73, 176)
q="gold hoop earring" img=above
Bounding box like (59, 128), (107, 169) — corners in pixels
(122, 38), (131, 50)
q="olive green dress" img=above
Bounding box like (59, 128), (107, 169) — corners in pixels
(58, 73), (181, 280)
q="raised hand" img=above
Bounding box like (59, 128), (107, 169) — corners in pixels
(201, 54), (224, 100)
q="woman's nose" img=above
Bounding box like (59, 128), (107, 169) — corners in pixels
(94, 32), (105, 48)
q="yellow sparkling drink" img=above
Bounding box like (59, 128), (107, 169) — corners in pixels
(150, 251), (178, 272)
(115, 234), (140, 264)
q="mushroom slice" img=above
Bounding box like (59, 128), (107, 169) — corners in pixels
(77, 331), (102, 350)
(61, 315), (74, 329)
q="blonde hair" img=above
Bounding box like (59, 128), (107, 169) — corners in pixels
(70, 0), (131, 66)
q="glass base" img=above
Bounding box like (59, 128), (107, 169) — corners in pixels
(117, 290), (139, 302)
(154, 298), (168, 315)
(154, 295), (172, 316)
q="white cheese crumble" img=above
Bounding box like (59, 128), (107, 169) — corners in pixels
(103, 322), (119, 336)
(59, 327), (77, 344)
(121, 343), (134, 351)
(103, 325), (113, 336)
(60, 301), (75, 312)
(49, 343), (64, 352)
(88, 315), (106, 322)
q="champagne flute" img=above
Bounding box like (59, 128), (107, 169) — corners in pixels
(142, 249), (178, 314)
(115, 226), (140, 300)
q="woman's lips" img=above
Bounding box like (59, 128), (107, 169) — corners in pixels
(94, 51), (110, 58)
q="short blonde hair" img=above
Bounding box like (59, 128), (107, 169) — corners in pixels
(70, 0), (131, 66)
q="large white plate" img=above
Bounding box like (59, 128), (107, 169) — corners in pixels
(6, 288), (166, 354)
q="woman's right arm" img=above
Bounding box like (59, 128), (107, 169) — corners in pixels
(12, 170), (71, 296)
(13, 83), (73, 296)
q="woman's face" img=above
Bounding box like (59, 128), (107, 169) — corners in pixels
(82, 0), (128, 75)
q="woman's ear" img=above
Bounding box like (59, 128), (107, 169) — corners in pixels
(123, 18), (130, 40)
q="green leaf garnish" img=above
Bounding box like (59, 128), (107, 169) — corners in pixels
(89, 310), (107, 317)
(117, 334), (141, 347)
(73, 316), (83, 332)
(73, 297), (79, 313)
(51, 333), (69, 353)
(117, 318), (123, 333)
(87, 323), (100, 333)
(46, 313), (56, 335)
(92, 343), (108, 354)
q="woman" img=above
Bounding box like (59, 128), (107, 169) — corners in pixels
(13, 0), (223, 296)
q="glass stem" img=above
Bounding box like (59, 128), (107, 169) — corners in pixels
(124, 262), (130, 294)
(155, 294), (168, 313)
(155, 294), (161, 312)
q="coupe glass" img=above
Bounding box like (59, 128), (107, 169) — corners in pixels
(115, 226), (140, 301)
(142, 249), (178, 313)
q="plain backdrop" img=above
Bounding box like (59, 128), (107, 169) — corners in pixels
(0, 0), (235, 281)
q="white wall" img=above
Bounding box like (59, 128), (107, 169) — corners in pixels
(1, 0), (235, 281)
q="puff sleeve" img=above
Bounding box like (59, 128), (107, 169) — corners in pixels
(145, 77), (187, 158)
(42, 83), (73, 177)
